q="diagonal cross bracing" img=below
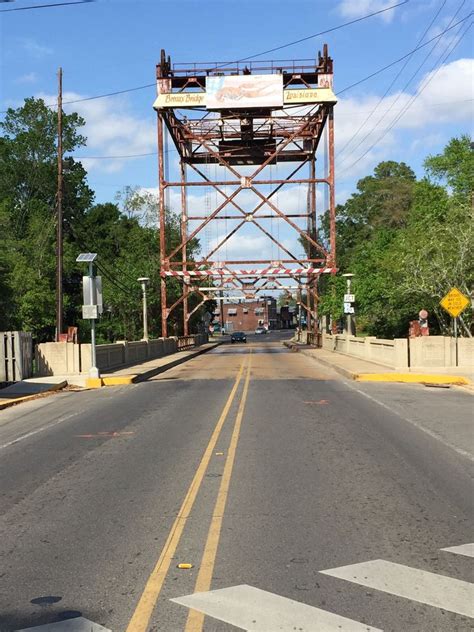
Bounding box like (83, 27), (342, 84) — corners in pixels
(155, 47), (337, 336)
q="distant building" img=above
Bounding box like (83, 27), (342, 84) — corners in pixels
(214, 296), (278, 332)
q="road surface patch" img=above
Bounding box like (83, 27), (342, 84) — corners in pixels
(185, 352), (252, 631)
(125, 354), (248, 632)
(75, 431), (134, 439)
(320, 559), (474, 618)
(172, 584), (381, 631)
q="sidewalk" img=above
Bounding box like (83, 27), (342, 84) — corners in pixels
(284, 342), (472, 387)
(0, 377), (68, 410)
(0, 341), (221, 410)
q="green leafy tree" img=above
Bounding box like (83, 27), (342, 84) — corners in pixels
(0, 98), (92, 339)
(424, 134), (473, 200)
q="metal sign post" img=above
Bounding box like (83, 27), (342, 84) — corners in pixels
(453, 317), (458, 367)
(77, 253), (102, 379)
(342, 274), (355, 335)
(89, 260), (98, 378)
(440, 287), (469, 368)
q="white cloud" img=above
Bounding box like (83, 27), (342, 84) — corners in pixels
(15, 72), (38, 84)
(427, 14), (464, 51)
(38, 91), (156, 173)
(18, 37), (52, 58)
(335, 58), (474, 178)
(337, 0), (399, 23)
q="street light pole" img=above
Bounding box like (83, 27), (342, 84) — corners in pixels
(138, 277), (150, 341)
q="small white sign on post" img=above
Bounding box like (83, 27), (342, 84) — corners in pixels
(344, 294), (355, 303)
(344, 303), (354, 314)
(82, 304), (98, 319)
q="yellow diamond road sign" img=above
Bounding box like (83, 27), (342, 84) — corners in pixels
(440, 287), (470, 318)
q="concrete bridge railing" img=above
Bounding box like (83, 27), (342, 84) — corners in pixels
(35, 334), (209, 377)
(320, 333), (473, 370)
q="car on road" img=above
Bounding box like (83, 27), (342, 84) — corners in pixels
(231, 331), (247, 343)
(255, 327), (267, 334)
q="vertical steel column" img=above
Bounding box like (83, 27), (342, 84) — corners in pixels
(309, 157), (318, 333)
(157, 110), (168, 337)
(180, 161), (189, 335)
(328, 105), (336, 267)
(328, 105), (338, 334)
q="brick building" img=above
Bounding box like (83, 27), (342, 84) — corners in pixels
(214, 297), (278, 332)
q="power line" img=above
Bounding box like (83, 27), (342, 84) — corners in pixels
(216, 0), (409, 65)
(0, 0), (94, 12)
(96, 262), (136, 296)
(338, 12), (471, 95)
(337, 0), (447, 159)
(338, 1), (468, 169)
(69, 97), (474, 161)
(33, 11), (470, 115)
(338, 18), (472, 177)
(0, 1), (408, 111)
(75, 151), (159, 160)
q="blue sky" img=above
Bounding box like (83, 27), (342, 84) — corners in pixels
(1, 0), (473, 261)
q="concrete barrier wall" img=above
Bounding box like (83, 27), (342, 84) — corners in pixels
(35, 333), (209, 376)
(35, 342), (82, 376)
(321, 333), (472, 369)
(329, 334), (406, 368)
(459, 338), (473, 366)
(409, 336), (473, 369)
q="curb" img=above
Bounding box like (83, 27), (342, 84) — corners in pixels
(0, 380), (67, 410)
(86, 342), (223, 388)
(297, 347), (358, 380)
(357, 373), (470, 386)
(287, 345), (471, 387)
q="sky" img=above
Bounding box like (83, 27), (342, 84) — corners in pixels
(1, 0), (473, 264)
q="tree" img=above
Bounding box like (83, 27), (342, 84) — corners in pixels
(424, 135), (473, 200)
(0, 98), (92, 339)
(317, 142), (472, 338)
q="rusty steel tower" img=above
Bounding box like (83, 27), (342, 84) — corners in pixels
(153, 45), (337, 336)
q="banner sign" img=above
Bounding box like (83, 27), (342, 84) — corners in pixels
(283, 88), (337, 104)
(153, 93), (206, 108)
(206, 74), (283, 109)
(153, 83), (336, 109)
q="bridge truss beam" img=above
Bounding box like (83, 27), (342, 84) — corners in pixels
(155, 46), (337, 336)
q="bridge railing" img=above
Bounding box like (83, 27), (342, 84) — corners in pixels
(0, 331), (33, 382)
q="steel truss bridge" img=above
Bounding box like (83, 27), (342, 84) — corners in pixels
(154, 45), (337, 336)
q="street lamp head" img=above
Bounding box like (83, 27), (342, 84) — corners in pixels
(342, 273), (354, 278)
(137, 277), (150, 283)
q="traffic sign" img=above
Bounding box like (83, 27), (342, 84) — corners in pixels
(344, 293), (355, 303)
(344, 303), (354, 314)
(440, 288), (469, 318)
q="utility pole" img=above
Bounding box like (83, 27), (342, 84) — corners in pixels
(55, 67), (64, 341)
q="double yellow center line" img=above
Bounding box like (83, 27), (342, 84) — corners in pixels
(126, 350), (252, 632)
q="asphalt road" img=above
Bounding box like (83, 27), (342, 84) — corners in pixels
(0, 332), (473, 632)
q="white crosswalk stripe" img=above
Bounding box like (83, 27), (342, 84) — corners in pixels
(320, 558), (474, 619)
(441, 542), (474, 558)
(173, 545), (473, 629)
(171, 584), (382, 631)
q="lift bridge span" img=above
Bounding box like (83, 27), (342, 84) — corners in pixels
(153, 45), (337, 336)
